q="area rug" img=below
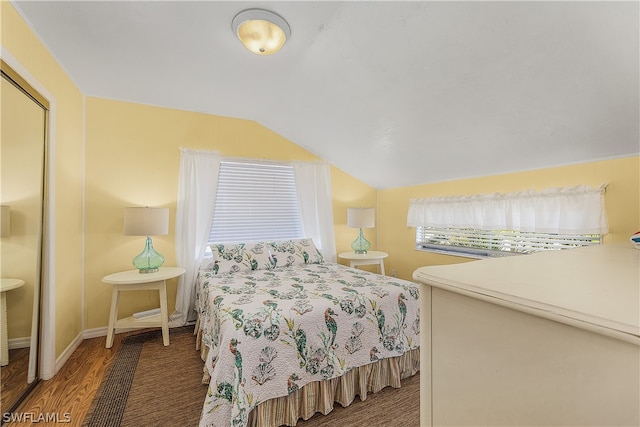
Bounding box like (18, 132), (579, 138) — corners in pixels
(83, 326), (206, 427)
(83, 326), (420, 427)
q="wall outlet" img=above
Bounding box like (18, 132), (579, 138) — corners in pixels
(391, 269), (397, 277)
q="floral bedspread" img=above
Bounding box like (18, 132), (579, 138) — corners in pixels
(196, 262), (420, 427)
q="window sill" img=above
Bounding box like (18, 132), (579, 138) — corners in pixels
(415, 244), (525, 259)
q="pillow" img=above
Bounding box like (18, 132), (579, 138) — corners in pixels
(267, 238), (324, 268)
(208, 241), (272, 274)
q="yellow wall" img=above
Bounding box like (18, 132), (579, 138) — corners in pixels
(331, 167), (378, 263)
(1, 2), (85, 359)
(83, 98), (374, 329)
(379, 156), (640, 281)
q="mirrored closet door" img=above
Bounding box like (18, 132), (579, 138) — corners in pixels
(0, 60), (47, 416)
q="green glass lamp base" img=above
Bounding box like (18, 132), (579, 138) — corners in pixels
(351, 228), (371, 254)
(133, 236), (165, 274)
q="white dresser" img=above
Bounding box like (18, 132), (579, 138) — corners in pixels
(414, 244), (639, 426)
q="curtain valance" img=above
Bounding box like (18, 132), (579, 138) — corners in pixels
(407, 184), (608, 235)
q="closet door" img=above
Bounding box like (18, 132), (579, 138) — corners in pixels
(0, 60), (48, 415)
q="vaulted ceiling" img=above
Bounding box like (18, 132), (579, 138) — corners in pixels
(12, 1), (639, 189)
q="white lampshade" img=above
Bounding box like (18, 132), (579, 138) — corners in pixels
(124, 207), (169, 236)
(347, 207), (375, 229)
(1, 205), (10, 237)
(232, 9), (291, 55)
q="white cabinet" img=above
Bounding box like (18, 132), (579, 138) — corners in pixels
(414, 244), (639, 426)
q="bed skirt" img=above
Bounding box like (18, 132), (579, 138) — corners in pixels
(195, 324), (419, 427)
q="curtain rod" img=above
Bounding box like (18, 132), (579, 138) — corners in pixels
(221, 156), (326, 166)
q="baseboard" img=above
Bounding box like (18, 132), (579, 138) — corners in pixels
(8, 336), (31, 349)
(82, 326), (108, 340)
(82, 326), (142, 340)
(54, 331), (83, 377)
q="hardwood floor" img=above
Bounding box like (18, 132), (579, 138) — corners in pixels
(1, 348), (30, 412)
(2, 331), (140, 426)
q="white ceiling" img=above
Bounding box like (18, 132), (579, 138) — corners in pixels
(12, 1), (639, 189)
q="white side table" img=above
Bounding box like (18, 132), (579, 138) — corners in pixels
(0, 278), (25, 366)
(102, 267), (185, 349)
(338, 251), (389, 275)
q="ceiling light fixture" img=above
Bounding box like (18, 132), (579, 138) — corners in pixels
(232, 9), (291, 56)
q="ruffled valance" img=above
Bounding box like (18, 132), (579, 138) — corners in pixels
(407, 184), (608, 235)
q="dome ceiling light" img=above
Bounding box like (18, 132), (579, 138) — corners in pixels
(232, 9), (291, 56)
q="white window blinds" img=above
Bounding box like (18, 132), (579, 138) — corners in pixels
(209, 160), (304, 243)
(416, 227), (602, 258)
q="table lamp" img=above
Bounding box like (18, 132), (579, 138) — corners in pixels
(347, 207), (375, 254)
(124, 207), (169, 273)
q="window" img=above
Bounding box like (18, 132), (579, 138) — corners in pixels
(416, 227), (602, 259)
(208, 160), (304, 243)
(408, 185), (608, 259)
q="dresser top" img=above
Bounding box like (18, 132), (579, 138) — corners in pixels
(414, 244), (639, 338)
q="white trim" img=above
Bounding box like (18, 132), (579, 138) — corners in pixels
(82, 326), (142, 340)
(1, 47), (57, 381)
(54, 331), (82, 376)
(8, 336), (32, 350)
(81, 95), (86, 332)
(82, 326), (108, 340)
(42, 98), (56, 381)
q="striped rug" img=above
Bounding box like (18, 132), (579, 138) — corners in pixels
(83, 326), (204, 427)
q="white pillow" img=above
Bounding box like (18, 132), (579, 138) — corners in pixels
(267, 238), (324, 268)
(208, 241), (272, 274)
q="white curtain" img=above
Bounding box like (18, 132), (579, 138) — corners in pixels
(293, 161), (337, 262)
(407, 184), (608, 235)
(170, 148), (221, 327)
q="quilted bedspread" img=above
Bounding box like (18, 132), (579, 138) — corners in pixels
(196, 262), (420, 427)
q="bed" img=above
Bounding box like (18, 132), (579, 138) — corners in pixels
(194, 239), (420, 427)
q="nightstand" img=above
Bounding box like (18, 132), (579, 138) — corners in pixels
(1, 278), (25, 366)
(338, 251), (388, 275)
(102, 266), (185, 348)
